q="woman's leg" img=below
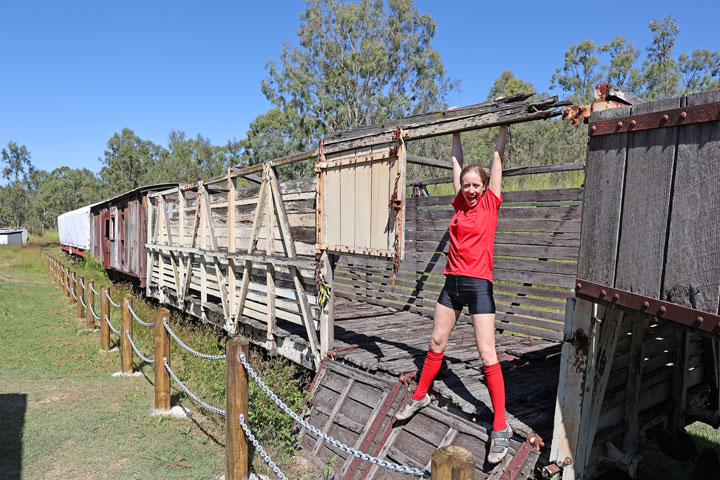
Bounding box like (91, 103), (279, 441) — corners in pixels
(412, 302), (460, 401)
(471, 313), (506, 431)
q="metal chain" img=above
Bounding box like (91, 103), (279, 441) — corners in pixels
(91, 285), (100, 295)
(80, 278), (86, 290)
(106, 290), (121, 308)
(125, 300), (155, 327)
(89, 303), (100, 320)
(72, 272), (76, 282)
(238, 354), (427, 477)
(105, 314), (120, 335)
(238, 414), (289, 480)
(80, 295), (87, 309)
(163, 358), (226, 416)
(125, 330), (155, 363)
(163, 320), (226, 360)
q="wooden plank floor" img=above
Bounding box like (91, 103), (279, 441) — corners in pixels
(329, 297), (562, 440)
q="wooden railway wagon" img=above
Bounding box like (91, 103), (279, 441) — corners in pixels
(139, 89), (720, 478)
(547, 89), (720, 479)
(90, 183), (177, 287)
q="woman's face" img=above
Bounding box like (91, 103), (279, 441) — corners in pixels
(461, 171), (485, 208)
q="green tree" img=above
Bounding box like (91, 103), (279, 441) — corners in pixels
(551, 40), (602, 103)
(154, 131), (227, 184)
(1, 141), (35, 227)
(35, 167), (103, 231)
(679, 48), (720, 93)
(242, 0), (458, 175)
(642, 15), (681, 99)
(598, 36), (642, 93)
(99, 128), (164, 196)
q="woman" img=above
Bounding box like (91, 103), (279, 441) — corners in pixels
(395, 126), (511, 465)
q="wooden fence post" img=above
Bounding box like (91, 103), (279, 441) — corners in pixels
(100, 286), (110, 351)
(154, 308), (170, 410)
(76, 275), (85, 319)
(226, 336), (250, 480)
(121, 294), (133, 374)
(67, 270), (74, 303)
(431, 446), (474, 480)
(64, 268), (69, 298)
(85, 280), (95, 330)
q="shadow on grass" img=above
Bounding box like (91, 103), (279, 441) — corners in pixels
(0, 393), (27, 480)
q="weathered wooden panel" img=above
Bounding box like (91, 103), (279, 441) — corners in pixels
(662, 89), (720, 313)
(300, 360), (537, 479)
(577, 105), (631, 286)
(614, 96), (681, 295)
(319, 143), (405, 257)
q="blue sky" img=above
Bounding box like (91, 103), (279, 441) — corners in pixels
(1, 1), (718, 176)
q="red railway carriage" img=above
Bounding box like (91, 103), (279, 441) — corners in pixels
(89, 184), (177, 287)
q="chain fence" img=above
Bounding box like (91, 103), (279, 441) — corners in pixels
(80, 278), (86, 290)
(126, 330), (155, 364)
(48, 258), (428, 479)
(105, 314), (120, 335)
(106, 290), (121, 308)
(239, 414), (289, 480)
(163, 358), (226, 416)
(126, 300), (155, 327)
(80, 295), (87, 309)
(238, 353), (428, 477)
(91, 284), (100, 295)
(163, 320), (226, 360)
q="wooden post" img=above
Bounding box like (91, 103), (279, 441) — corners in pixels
(64, 268), (70, 298)
(154, 308), (170, 409)
(226, 337), (250, 480)
(264, 166), (277, 352)
(320, 251), (335, 358)
(100, 286), (110, 351)
(85, 280), (95, 330)
(69, 272), (76, 306)
(121, 294), (133, 374)
(431, 446), (474, 480)
(76, 275), (85, 319)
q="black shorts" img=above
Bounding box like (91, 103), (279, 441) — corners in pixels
(437, 274), (496, 314)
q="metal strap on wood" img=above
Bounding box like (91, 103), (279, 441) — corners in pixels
(589, 101), (720, 136)
(575, 278), (720, 336)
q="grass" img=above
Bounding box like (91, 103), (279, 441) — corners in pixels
(0, 244), (318, 479)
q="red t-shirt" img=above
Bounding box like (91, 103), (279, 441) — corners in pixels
(443, 188), (503, 282)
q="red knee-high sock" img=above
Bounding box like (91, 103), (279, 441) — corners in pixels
(484, 362), (507, 431)
(412, 350), (444, 401)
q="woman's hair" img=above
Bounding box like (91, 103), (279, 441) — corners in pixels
(459, 164), (488, 186)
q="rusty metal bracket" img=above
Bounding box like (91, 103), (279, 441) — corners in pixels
(575, 278), (720, 335)
(589, 101), (720, 136)
(500, 440), (534, 480)
(326, 344), (359, 360)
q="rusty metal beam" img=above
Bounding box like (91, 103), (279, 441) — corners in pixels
(575, 278), (720, 336)
(589, 101), (720, 136)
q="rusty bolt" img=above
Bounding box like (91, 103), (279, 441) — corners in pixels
(630, 119), (637, 126)
(659, 306), (667, 315)
(613, 293), (620, 301)
(662, 114), (669, 121)
(697, 316), (704, 324)
(642, 301), (650, 309)
(680, 111), (687, 118)
(600, 289), (607, 297)
(617, 121), (623, 127)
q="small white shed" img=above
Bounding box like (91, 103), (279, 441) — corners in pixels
(0, 229), (24, 246)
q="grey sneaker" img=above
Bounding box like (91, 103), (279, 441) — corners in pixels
(487, 424), (512, 464)
(395, 394), (431, 420)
